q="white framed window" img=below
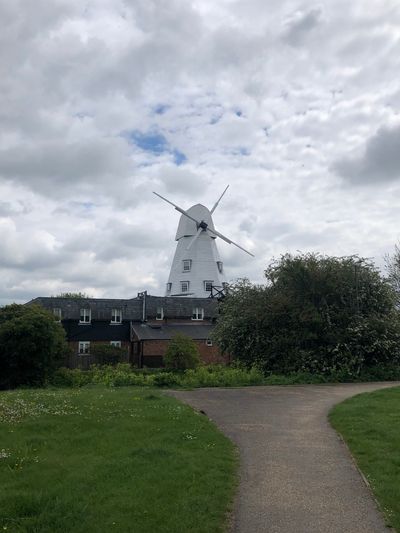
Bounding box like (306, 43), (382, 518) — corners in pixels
(166, 282), (172, 292)
(110, 341), (121, 348)
(79, 308), (91, 324)
(204, 280), (213, 292)
(78, 341), (90, 355)
(217, 261), (223, 274)
(182, 259), (192, 272)
(206, 338), (213, 346)
(192, 307), (204, 320)
(53, 308), (62, 322)
(111, 308), (122, 324)
(181, 281), (190, 293)
(156, 306), (164, 320)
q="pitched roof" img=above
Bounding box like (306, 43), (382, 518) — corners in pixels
(28, 294), (218, 321)
(132, 323), (214, 341)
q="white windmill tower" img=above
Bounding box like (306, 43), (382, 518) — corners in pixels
(153, 187), (254, 298)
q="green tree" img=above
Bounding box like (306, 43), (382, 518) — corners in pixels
(164, 333), (200, 371)
(0, 304), (68, 389)
(385, 243), (400, 307)
(213, 253), (400, 375)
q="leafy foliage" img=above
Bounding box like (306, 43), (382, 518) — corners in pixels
(164, 333), (201, 371)
(213, 253), (400, 375)
(0, 304), (68, 389)
(54, 292), (90, 299)
(50, 363), (400, 389)
(385, 243), (400, 308)
(90, 344), (123, 366)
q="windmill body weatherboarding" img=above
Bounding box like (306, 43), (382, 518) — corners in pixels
(153, 187), (254, 298)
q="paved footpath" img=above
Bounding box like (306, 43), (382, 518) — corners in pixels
(172, 382), (400, 533)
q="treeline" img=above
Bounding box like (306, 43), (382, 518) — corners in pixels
(213, 251), (400, 377)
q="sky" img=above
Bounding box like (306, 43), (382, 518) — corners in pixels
(1, 0), (400, 305)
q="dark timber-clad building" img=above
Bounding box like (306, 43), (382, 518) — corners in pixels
(29, 293), (228, 368)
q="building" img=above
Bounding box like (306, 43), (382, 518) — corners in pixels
(29, 293), (229, 369)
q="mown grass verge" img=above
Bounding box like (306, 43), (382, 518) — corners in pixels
(329, 386), (400, 531)
(0, 387), (238, 533)
(50, 363), (400, 389)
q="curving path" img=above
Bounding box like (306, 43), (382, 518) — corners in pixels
(172, 382), (400, 533)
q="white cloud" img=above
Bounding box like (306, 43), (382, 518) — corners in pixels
(1, 0), (400, 304)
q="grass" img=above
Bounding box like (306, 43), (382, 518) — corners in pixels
(329, 386), (400, 531)
(0, 387), (238, 533)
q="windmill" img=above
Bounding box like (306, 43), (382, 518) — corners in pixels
(153, 186), (254, 298)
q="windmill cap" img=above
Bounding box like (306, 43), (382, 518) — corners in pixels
(175, 203), (216, 239)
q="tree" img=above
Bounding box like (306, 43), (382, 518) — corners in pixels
(164, 334), (200, 371)
(213, 253), (400, 375)
(385, 243), (400, 307)
(0, 304), (68, 389)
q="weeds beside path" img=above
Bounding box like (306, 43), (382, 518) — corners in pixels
(0, 387), (237, 533)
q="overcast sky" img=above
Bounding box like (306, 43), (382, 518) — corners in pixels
(1, 0), (400, 305)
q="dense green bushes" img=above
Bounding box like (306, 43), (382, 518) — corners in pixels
(49, 362), (400, 389)
(0, 304), (68, 389)
(214, 254), (400, 375)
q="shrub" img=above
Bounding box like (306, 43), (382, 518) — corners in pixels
(91, 344), (124, 366)
(153, 372), (180, 387)
(164, 334), (200, 371)
(0, 304), (68, 389)
(214, 254), (400, 375)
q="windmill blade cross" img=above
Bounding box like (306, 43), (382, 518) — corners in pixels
(207, 226), (255, 257)
(210, 185), (229, 214)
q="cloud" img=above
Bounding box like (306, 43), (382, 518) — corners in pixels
(1, 0), (400, 305)
(334, 124), (400, 185)
(283, 7), (322, 45)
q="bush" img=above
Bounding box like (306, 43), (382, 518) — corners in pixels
(153, 372), (180, 387)
(91, 344), (123, 366)
(164, 334), (200, 371)
(0, 304), (68, 389)
(214, 254), (400, 375)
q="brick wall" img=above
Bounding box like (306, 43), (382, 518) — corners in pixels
(142, 339), (229, 365)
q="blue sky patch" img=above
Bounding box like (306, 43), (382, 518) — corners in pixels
(128, 131), (168, 155)
(172, 150), (187, 166)
(124, 129), (187, 165)
(153, 104), (170, 115)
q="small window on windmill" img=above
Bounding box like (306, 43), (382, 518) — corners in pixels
(183, 259), (192, 272)
(53, 308), (62, 322)
(156, 306), (164, 320)
(192, 307), (204, 320)
(206, 338), (213, 347)
(217, 261), (223, 274)
(204, 281), (213, 292)
(166, 282), (172, 292)
(181, 281), (190, 293)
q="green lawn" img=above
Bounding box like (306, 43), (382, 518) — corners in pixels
(0, 387), (237, 533)
(329, 386), (400, 531)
